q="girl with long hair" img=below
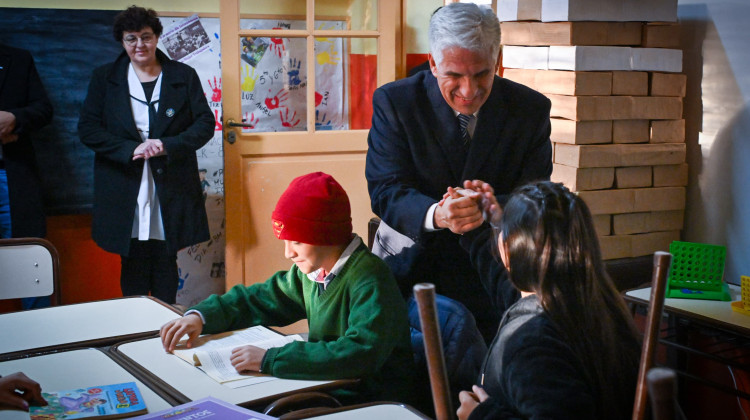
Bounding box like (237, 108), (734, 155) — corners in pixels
(455, 180), (641, 419)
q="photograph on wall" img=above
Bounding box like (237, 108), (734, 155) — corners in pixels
(162, 14), (212, 62)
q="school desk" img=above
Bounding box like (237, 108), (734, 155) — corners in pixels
(306, 403), (430, 419)
(625, 283), (750, 400)
(0, 296), (182, 361)
(110, 336), (356, 408)
(0, 348), (174, 420)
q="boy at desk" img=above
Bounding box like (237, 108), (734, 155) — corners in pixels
(160, 172), (413, 404)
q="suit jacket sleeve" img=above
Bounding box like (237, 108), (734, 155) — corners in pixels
(160, 67), (214, 160)
(366, 87), (437, 242)
(8, 50), (53, 136)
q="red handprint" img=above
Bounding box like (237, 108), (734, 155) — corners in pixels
(241, 112), (258, 132)
(265, 88), (289, 110)
(315, 91), (323, 107)
(214, 109), (222, 131)
(208, 76), (222, 102)
(270, 28), (286, 58)
(279, 107), (300, 128)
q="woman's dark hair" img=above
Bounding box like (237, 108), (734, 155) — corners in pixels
(495, 181), (640, 418)
(113, 5), (163, 42)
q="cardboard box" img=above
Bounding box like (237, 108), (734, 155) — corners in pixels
(502, 46), (549, 70)
(650, 119), (685, 143)
(630, 230), (680, 257)
(498, 0), (542, 21)
(500, 21), (642, 46)
(642, 23), (681, 48)
(613, 210), (684, 235)
(552, 163), (614, 191)
(548, 95), (682, 120)
(616, 166), (652, 188)
(503, 69), (612, 96)
(613, 120), (650, 144)
(593, 214), (611, 236)
(554, 143), (686, 168)
(578, 189), (634, 214)
(612, 96), (683, 120)
(650, 72), (687, 97)
(631, 48), (683, 73)
(548, 46), (631, 71)
(653, 163), (688, 186)
(598, 235), (632, 260)
(612, 71), (648, 96)
(550, 118), (612, 144)
(540, 0), (678, 23)
(633, 186), (685, 212)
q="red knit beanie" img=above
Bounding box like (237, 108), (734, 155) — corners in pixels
(271, 172), (352, 245)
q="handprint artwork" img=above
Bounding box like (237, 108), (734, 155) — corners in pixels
(287, 58), (303, 87)
(279, 107), (300, 128)
(269, 28), (286, 58)
(265, 88), (289, 110)
(208, 76), (221, 102)
(242, 65), (258, 92)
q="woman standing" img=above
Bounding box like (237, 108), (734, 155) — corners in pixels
(455, 180), (641, 419)
(79, 6), (214, 303)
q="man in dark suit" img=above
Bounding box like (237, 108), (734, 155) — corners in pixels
(365, 3), (552, 341)
(0, 44), (54, 309)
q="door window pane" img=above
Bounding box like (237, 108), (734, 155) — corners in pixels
(239, 37), (307, 132)
(240, 0), (307, 29)
(316, 0), (377, 31)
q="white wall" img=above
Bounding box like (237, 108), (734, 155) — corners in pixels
(679, 0), (750, 284)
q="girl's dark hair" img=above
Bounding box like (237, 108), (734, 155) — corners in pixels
(113, 6), (163, 42)
(495, 181), (640, 418)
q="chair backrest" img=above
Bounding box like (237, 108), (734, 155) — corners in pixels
(647, 367), (682, 420)
(0, 237), (60, 305)
(413, 283), (453, 420)
(632, 251), (672, 420)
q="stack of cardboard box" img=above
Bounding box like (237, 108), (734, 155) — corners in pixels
(499, 0), (686, 259)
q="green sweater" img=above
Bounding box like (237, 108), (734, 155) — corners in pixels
(191, 242), (414, 404)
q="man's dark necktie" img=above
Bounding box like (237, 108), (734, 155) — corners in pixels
(458, 113), (473, 147)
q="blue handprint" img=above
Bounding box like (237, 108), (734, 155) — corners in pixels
(287, 58), (302, 87)
(315, 110), (333, 131)
(178, 268), (188, 291)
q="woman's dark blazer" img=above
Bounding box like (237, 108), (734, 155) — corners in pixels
(78, 49), (214, 256)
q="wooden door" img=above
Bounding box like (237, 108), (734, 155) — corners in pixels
(220, 0), (400, 294)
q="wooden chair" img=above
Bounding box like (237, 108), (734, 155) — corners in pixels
(647, 367), (685, 420)
(414, 282), (454, 420)
(264, 392), (342, 418)
(0, 237), (60, 305)
(632, 251), (673, 420)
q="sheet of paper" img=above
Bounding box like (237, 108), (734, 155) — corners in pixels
(173, 325), (285, 364)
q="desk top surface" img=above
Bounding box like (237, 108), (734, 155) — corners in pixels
(625, 284), (750, 335)
(0, 348), (172, 420)
(0, 297), (181, 358)
(309, 403), (429, 419)
(114, 337), (339, 406)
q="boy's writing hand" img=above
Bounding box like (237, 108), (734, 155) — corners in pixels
(229, 345), (267, 373)
(456, 385), (489, 420)
(0, 372), (47, 411)
(160, 314), (203, 353)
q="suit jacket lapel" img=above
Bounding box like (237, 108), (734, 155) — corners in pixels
(462, 76), (508, 181)
(425, 75), (465, 182)
(109, 53), (142, 141)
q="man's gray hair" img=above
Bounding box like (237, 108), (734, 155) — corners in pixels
(429, 2), (501, 67)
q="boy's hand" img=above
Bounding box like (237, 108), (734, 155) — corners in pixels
(456, 385), (489, 420)
(0, 372), (47, 411)
(230, 345), (267, 372)
(160, 314), (203, 353)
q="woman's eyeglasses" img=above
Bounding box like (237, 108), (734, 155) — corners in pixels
(123, 33), (156, 46)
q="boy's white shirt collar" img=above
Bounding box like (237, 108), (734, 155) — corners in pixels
(306, 234), (362, 284)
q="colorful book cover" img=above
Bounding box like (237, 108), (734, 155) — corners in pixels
(29, 381), (147, 419)
(133, 396), (277, 419)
